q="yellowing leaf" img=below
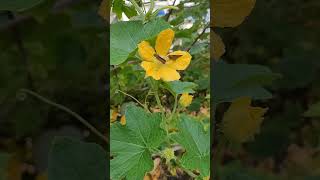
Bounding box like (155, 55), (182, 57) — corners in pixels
(222, 96), (268, 143)
(98, 0), (108, 21)
(213, 31), (225, 60)
(212, 0), (256, 27)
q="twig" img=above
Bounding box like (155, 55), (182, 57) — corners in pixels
(18, 89), (108, 144)
(165, 0), (177, 21)
(186, 24), (210, 52)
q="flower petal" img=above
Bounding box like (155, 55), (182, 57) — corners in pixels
(179, 93), (193, 107)
(158, 65), (180, 81)
(167, 51), (192, 70)
(138, 41), (156, 61)
(141, 61), (161, 80)
(155, 29), (174, 57)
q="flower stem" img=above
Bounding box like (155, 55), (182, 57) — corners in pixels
(18, 89), (108, 144)
(170, 95), (178, 119)
(146, 0), (155, 16)
(150, 79), (165, 116)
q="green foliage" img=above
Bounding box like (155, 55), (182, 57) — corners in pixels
(48, 137), (107, 180)
(172, 115), (210, 177)
(213, 61), (280, 104)
(110, 105), (166, 180)
(112, 0), (137, 19)
(164, 81), (198, 95)
(110, 19), (170, 65)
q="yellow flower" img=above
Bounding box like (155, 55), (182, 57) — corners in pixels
(222, 97), (268, 143)
(138, 29), (192, 82)
(162, 148), (175, 163)
(110, 109), (118, 123)
(120, 115), (126, 125)
(179, 93), (193, 107)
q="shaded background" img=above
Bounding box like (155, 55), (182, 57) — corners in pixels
(216, 0), (320, 179)
(0, 0), (107, 179)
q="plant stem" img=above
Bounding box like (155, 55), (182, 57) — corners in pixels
(149, 79), (165, 118)
(18, 89), (108, 144)
(170, 95), (178, 118)
(166, 0), (177, 21)
(146, 0), (155, 15)
(128, 0), (144, 16)
(186, 23), (210, 52)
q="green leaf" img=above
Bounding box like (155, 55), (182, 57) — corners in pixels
(110, 18), (171, 65)
(48, 137), (107, 180)
(0, 0), (44, 11)
(112, 0), (124, 19)
(213, 61), (281, 104)
(111, 104), (166, 180)
(0, 153), (10, 180)
(164, 81), (198, 95)
(304, 101), (320, 117)
(123, 5), (138, 18)
(172, 115), (210, 177)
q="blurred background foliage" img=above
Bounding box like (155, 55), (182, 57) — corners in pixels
(0, 0), (107, 179)
(216, 0), (320, 179)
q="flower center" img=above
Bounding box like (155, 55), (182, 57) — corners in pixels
(154, 54), (166, 64)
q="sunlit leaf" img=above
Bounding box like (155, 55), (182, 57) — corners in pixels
(172, 115), (210, 177)
(111, 105), (166, 180)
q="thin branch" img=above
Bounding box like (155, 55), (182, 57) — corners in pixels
(18, 89), (108, 144)
(165, 0), (177, 21)
(186, 24), (210, 52)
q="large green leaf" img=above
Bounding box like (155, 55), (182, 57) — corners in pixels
(111, 104), (166, 180)
(48, 137), (107, 180)
(0, 0), (44, 11)
(172, 115), (210, 177)
(110, 18), (171, 65)
(164, 80), (198, 95)
(213, 61), (281, 104)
